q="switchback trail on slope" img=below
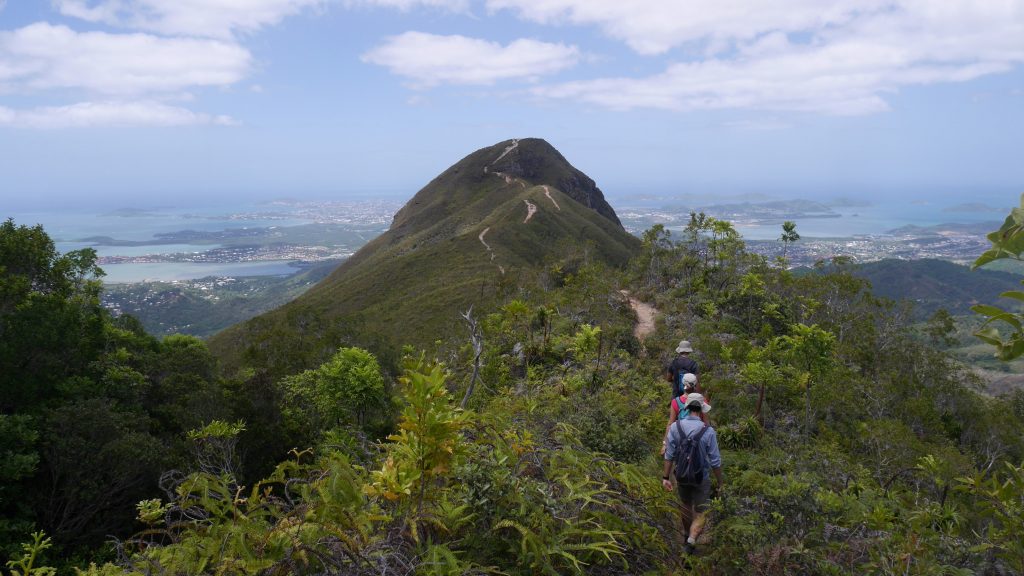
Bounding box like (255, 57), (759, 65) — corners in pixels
(542, 185), (561, 211)
(478, 226), (505, 275)
(492, 139), (519, 164)
(478, 227), (493, 256)
(523, 200), (537, 223)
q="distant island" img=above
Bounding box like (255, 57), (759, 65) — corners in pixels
(826, 197), (872, 208)
(619, 198), (841, 230)
(886, 221), (1001, 235)
(702, 199), (840, 222)
(943, 202), (1006, 213)
(100, 208), (167, 217)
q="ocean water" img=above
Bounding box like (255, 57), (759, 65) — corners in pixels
(101, 261), (298, 284)
(9, 207), (306, 244)
(7, 204), (309, 283)
(673, 197), (1010, 241)
(57, 243), (224, 257)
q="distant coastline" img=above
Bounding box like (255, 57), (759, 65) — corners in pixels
(9, 194), (1010, 284)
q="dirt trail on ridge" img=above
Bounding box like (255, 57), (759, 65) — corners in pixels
(542, 185), (561, 211)
(620, 290), (658, 341)
(523, 200), (537, 223)
(478, 226), (505, 275)
(479, 227), (494, 259)
(492, 139), (519, 164)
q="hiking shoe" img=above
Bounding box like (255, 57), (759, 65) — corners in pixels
(684, 542), (697, 555)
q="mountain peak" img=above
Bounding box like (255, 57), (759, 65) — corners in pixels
(392, 138), (622, 231)
(210, 138), (638, 375)
(484, 138), (622, 227)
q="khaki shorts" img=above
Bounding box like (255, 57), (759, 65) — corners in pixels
(676, 476), (712, 512)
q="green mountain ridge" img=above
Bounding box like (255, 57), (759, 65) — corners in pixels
(849, 258), (1024, 317)
(209, 138), (640, 375)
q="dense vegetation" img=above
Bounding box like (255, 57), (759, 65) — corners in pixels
(0, 219), (307, 563)
(3, 209), (1024, 575)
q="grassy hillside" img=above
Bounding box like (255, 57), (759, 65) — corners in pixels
(208, 139), (640, 376)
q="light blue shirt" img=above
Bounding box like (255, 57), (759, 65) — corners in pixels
(664, 414), (722, 480)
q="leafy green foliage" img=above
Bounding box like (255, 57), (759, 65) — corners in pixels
(971, 194), (1024, 359)
(367, 355), (467, 541)
(0, 221), (263, 556)
(280, 346), (388, 447)
(926, 308), (958, 347)
(957, 461), (1024, 574)
(0, 415), (38, 557)
(780, 220), (800, 260)
(5, 532), (55, 576)
(0, 218), (106, 414)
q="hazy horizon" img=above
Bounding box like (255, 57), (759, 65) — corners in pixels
(2, 1), (1022, 209)
(5, 185), (1019, 215)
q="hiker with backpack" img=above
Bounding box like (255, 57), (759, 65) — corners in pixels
(664, 340), (699, 398)
(660, 373), (709, 455)
(661, 393), (723, 555)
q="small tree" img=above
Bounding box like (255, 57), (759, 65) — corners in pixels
(367, 356), (467, 542)
(280, 347), (386, 435)
(771, 323), (836, 437)
(925, 308), (957, 347)
(780, 220), (800, 261)
(187, 420), (246, 479)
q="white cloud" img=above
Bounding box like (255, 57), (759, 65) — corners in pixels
(530, 44), (1005, 116)
(344, 0), (468, 11)
(518, 0), (1024, 115)
(0, 101), (234, 128)
(0, 23), (251, 96)
(486, 0), (889, 56)
(362, 31), (579, 87)
(0, 22), (249, 127)
(55, 0), (327, 39)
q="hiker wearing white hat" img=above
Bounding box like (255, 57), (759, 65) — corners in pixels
(661, 393), (723, 555)
(664, 339), (699, 398)
(660, 384), (710, 455)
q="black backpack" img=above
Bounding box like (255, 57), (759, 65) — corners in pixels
(673, 421), (709, 487)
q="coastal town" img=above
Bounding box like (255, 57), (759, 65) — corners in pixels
(92, 198), (998, 272)
(97, 243), (356, 265)
(747, 230), (993, 267)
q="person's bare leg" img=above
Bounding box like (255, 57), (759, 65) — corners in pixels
(679, 502), (693, 543)
(689, 510), (708, 542)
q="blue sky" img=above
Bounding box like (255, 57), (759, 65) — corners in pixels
(1, 0), (1022, 210)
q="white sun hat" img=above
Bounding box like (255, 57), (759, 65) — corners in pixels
(684, 393), (711, 413)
